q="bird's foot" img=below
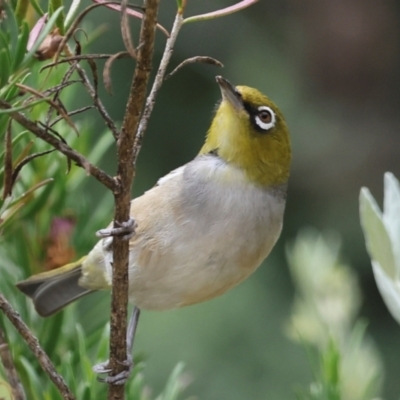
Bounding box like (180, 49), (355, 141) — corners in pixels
(96, 218), (137, 241)
(93, 355), (133, 385)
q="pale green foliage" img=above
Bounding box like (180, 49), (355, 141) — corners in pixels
(360, 172), (400, 325)
(287, 230), (382, 400)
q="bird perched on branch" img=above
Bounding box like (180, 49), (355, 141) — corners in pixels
(16, 76), (291, 383)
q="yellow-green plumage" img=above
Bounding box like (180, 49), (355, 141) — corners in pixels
(200, 85), (291, 187)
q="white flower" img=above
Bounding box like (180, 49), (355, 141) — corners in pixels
(360, 172), (400, 325)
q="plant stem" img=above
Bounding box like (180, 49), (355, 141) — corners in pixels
(107, 0), (159, 399)
(0, 100), (118, 193)
(0, 295), (75, 400)
(0, 328), (25, 400)
(133, 12), (184, 162)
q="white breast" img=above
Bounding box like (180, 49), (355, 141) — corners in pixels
(82, 155), (286, 310)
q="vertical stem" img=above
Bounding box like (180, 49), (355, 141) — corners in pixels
(0, 328), (25, 400)
(133, 13), (184, 162)
(0, 295), (76, 400)
(107, 0), (159, 399)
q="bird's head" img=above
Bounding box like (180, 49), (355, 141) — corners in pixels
(200, 76), (291, 187)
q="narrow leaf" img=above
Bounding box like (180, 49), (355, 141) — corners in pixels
(103, 51), (129, 94)
(11, 21), (30, 71)
(11, 149), (55, 188)
(65, 0), (83, 29)
(183, 0), (259, 24)
(0, 97), (53, 114)
(166, 56), (223, 80)
(2, 121), (13, 200)
(92, 0), (170, 37)
(0, 48), (11, 89)
(49, 0), (65, 34)
(15, 0), (30, 23)
(120, 0), (136, 58)
(29, 0), (45, 16)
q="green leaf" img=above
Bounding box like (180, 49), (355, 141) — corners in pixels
(0, 70), (30, 101)
(0, 48), (11, 88)
(157, 363), (186, 400)
(15, 0), (30, 23)
(41, 311), (64, 357)
(17, 356), (43, 399)
(0, 97), (53, 114)
(65, 0), (83, 30)
(12, 21), (29, 71)
(49, 0), (65, 34)
(3, 1), (19, 51)
(29, 0), (45, 16)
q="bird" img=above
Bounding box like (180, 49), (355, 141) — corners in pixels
(16, 76), (291, 383)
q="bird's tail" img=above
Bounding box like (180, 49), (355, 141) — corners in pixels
(16, 256), (94, 317)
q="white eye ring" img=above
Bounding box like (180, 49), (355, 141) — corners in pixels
(255, 106), (276, 131)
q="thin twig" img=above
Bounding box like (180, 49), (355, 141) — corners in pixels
(108, 0), (160, 398)
(2, 120), (12, 200)
(41, 54), (130, 70)
(54, 2), (142, 62)
(70, 50), (120, 139)
(50, 105), (95, 127)
(45, 64), (79, 128)
(0, 328), (25, 400)
(0, 100), (119, 193)
(17, 83), (79, 136)
(133, 12), (184, 161)
(0, 295), (75, 400)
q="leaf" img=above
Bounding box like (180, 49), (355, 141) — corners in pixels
(2, 120), (12, 200)
(0, 97), (53, 114)
(11, 21), (30, 71)
(157, 363), (188, 400)
(15, 0), (30, 23)
(29, 0), (45, 17)
(183, 0), (259, 24)
(0, 48), (11, 89)
(49, 0), (65, 34)
(12, 149), (56, 193)
(65, 0), (83, 30)
(92, 0), (170, 37)
(0, 380), (13, 400)
(359, 187), (396, 280)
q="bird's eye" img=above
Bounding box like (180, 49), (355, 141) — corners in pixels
(259, 110), (272, 123)
(255, 106), (276, 131)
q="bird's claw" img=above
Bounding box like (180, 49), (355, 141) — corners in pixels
(93, 355), (133, 385)
(96, 218), (137, 241)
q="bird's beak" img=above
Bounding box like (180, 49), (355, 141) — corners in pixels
(216, 76), (244, 111)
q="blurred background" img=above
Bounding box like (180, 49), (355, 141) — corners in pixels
(2, 0), (400, 398)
